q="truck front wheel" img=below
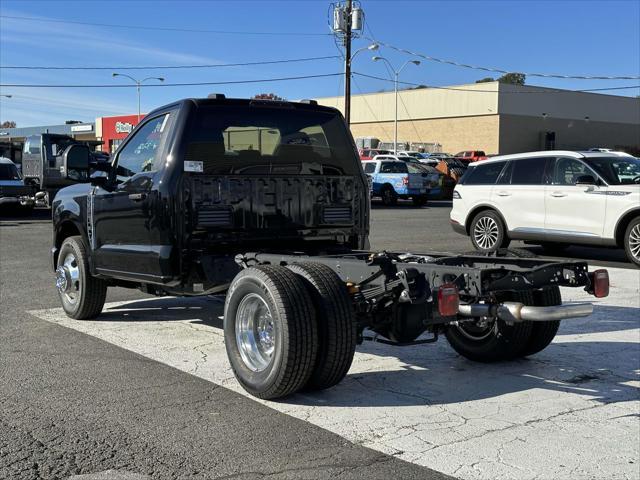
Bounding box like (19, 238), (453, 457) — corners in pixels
(287, 262), (357, 391)
(224, 266), (318, 399)
(56, 236), (107, 319)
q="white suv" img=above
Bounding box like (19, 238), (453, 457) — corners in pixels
(450, 151), (640, 266)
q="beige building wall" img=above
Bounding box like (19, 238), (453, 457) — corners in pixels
(499, 114), (640, 154)
(349, 115), (500, 155)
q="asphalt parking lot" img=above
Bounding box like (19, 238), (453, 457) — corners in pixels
(1, 202), (639, 480)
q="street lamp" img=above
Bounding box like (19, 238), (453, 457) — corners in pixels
(344, 43), (378, 125)
(372, 57), (421, 153)
(112, 73), (165, 122)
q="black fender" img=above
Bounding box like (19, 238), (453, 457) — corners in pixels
(51, 183), (93, 271)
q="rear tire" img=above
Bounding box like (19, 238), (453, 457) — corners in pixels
(224, 266), (318, 399)
(520, 286), (562, 357)
(470, 210), (510, 252)
(623, 217), (640, 267)
(381, 186), (398, 206)
(445, 291), (533, 362)
(287, 262), (357, 391)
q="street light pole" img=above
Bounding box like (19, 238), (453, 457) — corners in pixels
(112, 73), (165, 122)
(372, 57), (420, 153)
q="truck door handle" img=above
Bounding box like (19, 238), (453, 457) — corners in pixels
(551, 192), (567, 197)
(496, 191), (511, 197)
(128, 193), (147, 201)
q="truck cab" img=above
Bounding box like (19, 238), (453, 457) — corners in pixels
(52, 97), (370, 291)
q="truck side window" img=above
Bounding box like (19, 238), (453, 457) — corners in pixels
(115, 114), (169, 179)
(363, 163), (376, 174)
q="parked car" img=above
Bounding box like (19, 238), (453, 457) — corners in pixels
(359, 148), (391, 160)
(396, 151), (424, 158)
(0, 157), (35, 213)
(426, 152), (454, 160)
(363, 156), (439, 205)
(450, 150), (640, 266)
(455, 150), (488, 163)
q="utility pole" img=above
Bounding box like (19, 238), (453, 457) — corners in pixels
(344, 0), (353, 125)
(331, 2), (363, 126)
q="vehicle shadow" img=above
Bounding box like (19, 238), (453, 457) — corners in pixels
(520, 244), (635, 270)
(0, 207), (50, 225)
(371, 200), (453, 210)
(94, 297), (638, 408)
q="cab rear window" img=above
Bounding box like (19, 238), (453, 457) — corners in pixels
(186, 105), (359, 176)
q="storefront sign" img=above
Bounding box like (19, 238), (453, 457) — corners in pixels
(71, 124), (93, 132)
(115, 121), (134, 134)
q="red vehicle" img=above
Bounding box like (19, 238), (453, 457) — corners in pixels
(454, 150), (488, 163)
(359, 148), (392, 160)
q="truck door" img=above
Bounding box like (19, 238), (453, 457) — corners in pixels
(91, 112), (173, 282)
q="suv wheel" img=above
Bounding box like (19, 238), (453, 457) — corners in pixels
(624, 217), (640, 267)
(470, 210), (510, 252)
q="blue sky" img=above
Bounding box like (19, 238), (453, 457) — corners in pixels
(1, 0), (639, 127)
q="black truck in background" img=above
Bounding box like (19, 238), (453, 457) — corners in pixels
(51, 95), (610, 400)
(22, 133), (109, 207)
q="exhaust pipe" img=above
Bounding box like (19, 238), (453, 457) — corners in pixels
(458, 301), (593, 322)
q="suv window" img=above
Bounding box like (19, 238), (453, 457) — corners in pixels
(553, 157), (590, 185)
(511, 157), (548, 185)
(462, 161), (506, 185)
(116, 114), (170, 179)
(363, 162), (376, 174)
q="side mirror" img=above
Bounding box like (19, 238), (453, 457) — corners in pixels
(89, 170), (109, 187)
(62, 144), (91, 181)
(575, 174), (596, 186)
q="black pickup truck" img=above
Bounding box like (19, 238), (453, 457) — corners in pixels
(51, 95), (609, 399)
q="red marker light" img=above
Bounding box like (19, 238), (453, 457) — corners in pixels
(592, 269), (609, 298)
(438, 283), (459, 316)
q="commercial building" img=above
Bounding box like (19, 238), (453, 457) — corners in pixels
(314, 81), (640, 155)
(0, 114), (144, 164)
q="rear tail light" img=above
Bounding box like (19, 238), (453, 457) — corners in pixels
(592, 269), (609, 298)
(452, 190), (461, 199)
(438, 283), (459, 316)
(403, 176), (409, 185)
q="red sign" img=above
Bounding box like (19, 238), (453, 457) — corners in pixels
(98, 114), (144, 153)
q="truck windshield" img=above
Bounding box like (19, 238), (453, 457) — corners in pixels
(187, 105), (359, 175)
(0, 163), (21, 180)
(584, 156), (640, 185)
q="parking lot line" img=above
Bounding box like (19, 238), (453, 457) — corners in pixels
(29, 267), (639, 480)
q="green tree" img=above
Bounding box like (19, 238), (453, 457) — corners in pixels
(497, 72), (526, 85)
(475, 77), (495, 83)
(1, 120), (16, 128)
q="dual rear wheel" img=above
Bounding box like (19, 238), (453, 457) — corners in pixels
(224, 263), (357, 399)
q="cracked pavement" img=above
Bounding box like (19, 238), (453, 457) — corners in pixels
(3, 206), (639, 479)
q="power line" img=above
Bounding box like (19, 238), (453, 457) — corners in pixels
(353, 72), (640, 94)
(362, 36), (640, 81)
(0, 55), (342, 71)
(0, 72), (344, 88)
(0, 14), (332, 36)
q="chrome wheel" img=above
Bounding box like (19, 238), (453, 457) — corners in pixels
(473, 216), (499, 250)
(629, 224), (640, 261)
(235, 293), (276, 372)
(56, 252), (81, 305)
